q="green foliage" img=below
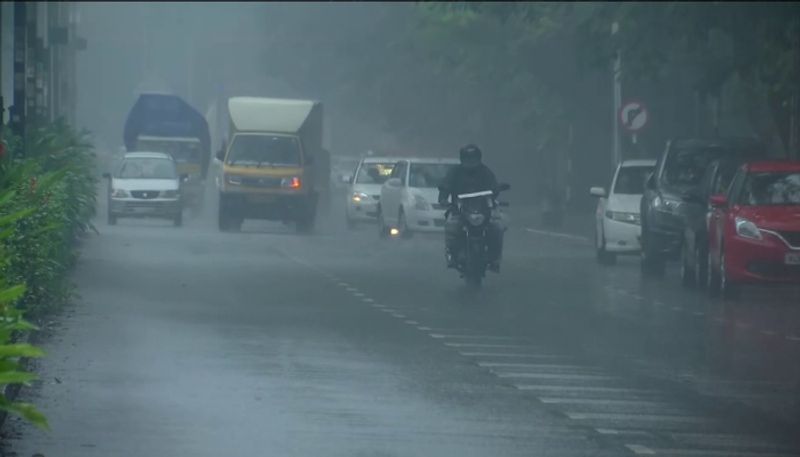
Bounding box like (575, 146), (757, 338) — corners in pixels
(0, 119), (98, 430)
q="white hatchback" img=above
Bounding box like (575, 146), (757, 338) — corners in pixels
(345, 157), (400, 228)
(590, 159), (656, 264)
(378, 157), (460, 237)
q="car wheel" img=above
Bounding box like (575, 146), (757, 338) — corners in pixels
(399, 208), (413, 239)
(680, 241), (695, 288)
(595, 227), (616, 265)
(706, 248), (720, 297)
(640, 228), (665, 277)
(719, 248), (740, 300)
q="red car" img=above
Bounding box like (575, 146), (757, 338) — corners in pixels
(707, 160), (800, 298)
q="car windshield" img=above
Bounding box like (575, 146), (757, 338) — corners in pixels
(409, 163), (456, 188)
(137, 139), (202, 163)
(663, 146), (761, 187)
(116, 158), (177, 179)
(739, 172), (800, 206)
(613, 165), (653, 194)
(356, 162), (395, 184)
(226, 134), (301, 167)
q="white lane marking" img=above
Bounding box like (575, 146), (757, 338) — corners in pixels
(478, 362), (590, 370)
(497, 372), (615, 381)
(712, 317), (726, 325)
(595, 428), (619, 435)
(404, 320), (419, 325)
(625, 444), (656, 455)
(392, 313), (406, 318)
(692, 311), (705, 317)
(525, 227), (590, 243)
(654, 300), (666, 307)
(786, 335), (800, 341)
(461, 352), (568, 359)
(566, 412), (710, 423)
(760, 330), (777, 336)
(338, 283), (350, 287)
(429, 333), (521, 341)
(443, 343), (537, 349)
(671, 306), (683, 312)
(362, 298), (374, 303)
(514, 385), (653, 394)
(417, 326), (432, 331)
(353, 292), (366, 297)
(538, 397), (673, 408)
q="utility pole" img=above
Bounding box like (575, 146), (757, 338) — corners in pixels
(11, 2), (27, 144)
(611, 21), (622, 171)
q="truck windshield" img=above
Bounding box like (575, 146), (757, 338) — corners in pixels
(227, 134), (301, 167)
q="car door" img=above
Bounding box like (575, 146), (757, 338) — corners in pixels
(709, 167), (745, 266)
(598, 165), (618, 246)
(381, 160), (406, 225)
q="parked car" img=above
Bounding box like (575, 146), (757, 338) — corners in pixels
(378, 158), (460, 238)
(679, 157), (744, 287)
(103, 152), (186, 226)
(590, 159), (656, 264)
(640, 138), (768, 276)
(345, 157), (398, 228)
(707, 160), (800, 298)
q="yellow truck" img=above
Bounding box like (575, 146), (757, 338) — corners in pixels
(216, 97), (324, 233)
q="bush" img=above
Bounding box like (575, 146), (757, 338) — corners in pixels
(0, 120), (98, 429)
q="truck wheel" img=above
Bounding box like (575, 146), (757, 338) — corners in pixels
(296, 198), (316, 234)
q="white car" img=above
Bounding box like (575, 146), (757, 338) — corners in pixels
(590, 159), (656, 264)
(345, 156), (399, 228)
(378, 157), (460, 237)
(104, 152), (186, 227)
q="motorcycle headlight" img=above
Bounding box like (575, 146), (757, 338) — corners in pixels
(226, 175), (242, 185)
(735, 217), (762, 240)
(414, 194), (430, 211)
(111, 188), (130, 198)
(352, 192), (369, 203)
(467, 212), (486, 226)
(605, 210), (641, 225)
(162, 190), (180, 198)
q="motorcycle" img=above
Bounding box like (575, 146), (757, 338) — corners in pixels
(445, 183), (510, 286)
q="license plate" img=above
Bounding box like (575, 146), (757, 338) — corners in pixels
(786, 253), (800, 265)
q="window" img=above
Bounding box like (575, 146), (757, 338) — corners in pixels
(390, 161), (408, 183)
(612, 166), (653, 195)
(117, 158), (177, 180)
(739, 172), (800, 206)
(226, 134), (301, 167)
(356, 162), (395, 184)
(408, 163), (457, 189)
(662, 146), (763, 187)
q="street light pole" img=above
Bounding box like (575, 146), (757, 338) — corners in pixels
(612, 21), (622, 170)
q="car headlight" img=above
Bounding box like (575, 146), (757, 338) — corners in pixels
(111, 188), (130, 198)
(467, 212), (486, 226)
(735, 217), (762, 240)
(413, 194), (430, 211)
(352, 192), (369, 203)
(281, 177), (302, 189)
(226, 175), (242, 185)
(653, 195), (682, 213)
(162, 190), (180, 198)
(605, 210), (641, 225)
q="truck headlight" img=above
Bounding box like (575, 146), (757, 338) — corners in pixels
(413, 194), (431, 211)
(735, 217), (762, 240)
(352, 192), (369, 203)
(281, 177), (302, 189)
(111, 188), (130, 198)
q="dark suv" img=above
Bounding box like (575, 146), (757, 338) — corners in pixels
(640, 138), (767, 276)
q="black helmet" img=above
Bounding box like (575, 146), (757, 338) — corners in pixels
(459, 144), (482, 167)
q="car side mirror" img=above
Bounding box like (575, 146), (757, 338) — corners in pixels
(709, 194), (728, 208)
(497, 183), (511, 192)
(589, 186), (606, 198)
(102, 172), (111, 179)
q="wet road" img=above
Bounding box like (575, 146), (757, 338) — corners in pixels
(3, 185), (800, 456)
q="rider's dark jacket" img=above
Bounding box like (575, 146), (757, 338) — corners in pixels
(438, 163), (499, 205)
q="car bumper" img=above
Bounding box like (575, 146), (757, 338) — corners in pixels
(110, 198), (182, 217)
(726, 234), (800, 284)
(407, 208), (447, 232)
(603, 218), (642, 253)
(347, 199), (379, 221)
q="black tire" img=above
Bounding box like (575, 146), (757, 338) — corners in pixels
(680, 241), (695, 288)
(399, 208), (413, 239)
(595, 228), (617, 265)
(640, 229), (665, 277)
(173, 211), (183, 227)
(296, 197), (317, 234)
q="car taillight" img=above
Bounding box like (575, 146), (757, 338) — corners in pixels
(282, 177), (302, 189)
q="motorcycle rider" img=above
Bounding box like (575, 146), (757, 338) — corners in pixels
(438, 144), (505, 272)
